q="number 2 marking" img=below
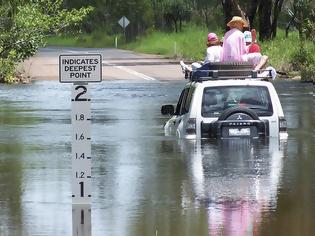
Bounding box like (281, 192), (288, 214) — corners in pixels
(75, 85), (87, 101)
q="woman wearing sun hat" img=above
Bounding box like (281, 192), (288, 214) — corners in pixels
(221, 16), (248, 62)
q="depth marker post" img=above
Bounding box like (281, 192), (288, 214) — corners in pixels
(71, 83), (92, 204)
(59, 53), (102, 235)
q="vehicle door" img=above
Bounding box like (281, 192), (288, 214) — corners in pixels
(167, 87), (190, 136)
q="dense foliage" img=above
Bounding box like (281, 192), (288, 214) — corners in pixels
(0, 0), (92, 83)
(1, 0), (314, 82)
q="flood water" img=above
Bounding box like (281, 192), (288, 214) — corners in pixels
(0, 80), (314, 236)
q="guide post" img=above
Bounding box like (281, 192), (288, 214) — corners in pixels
(59, 54), (102, 205)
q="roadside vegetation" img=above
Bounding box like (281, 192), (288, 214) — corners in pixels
(47, 25), (315, 81)
(0, 0), (92, 83)
(1, 0), (315, 83)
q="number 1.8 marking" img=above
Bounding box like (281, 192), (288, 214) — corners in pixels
(75, 114), (85, 121)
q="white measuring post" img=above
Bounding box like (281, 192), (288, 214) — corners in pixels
(59, 54), (102, 205)
(71, 83), (92, 204)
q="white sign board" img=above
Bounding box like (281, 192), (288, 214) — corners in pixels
(59, 54), (102, 83)
(118, 16), (130, 28)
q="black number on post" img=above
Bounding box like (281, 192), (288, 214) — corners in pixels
(76, 153), (85, 159)
(76, 172), (85, 178)
(76, 133), (85, 140)
(79, 181), (84, 197)
(76, 114), (85, 121)
(75, 85), (87, 101)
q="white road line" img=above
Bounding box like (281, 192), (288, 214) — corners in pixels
(103, 61), (156, 81)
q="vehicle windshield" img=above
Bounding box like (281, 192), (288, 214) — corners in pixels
(201, 86), (273, 117)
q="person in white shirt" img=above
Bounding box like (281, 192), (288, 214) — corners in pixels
(204, 32), (223, 63)
(180, 32), (222, 73)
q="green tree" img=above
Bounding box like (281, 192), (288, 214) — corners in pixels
(191, 0), (221, 28)
(287, 0), (315, 82)
(221, 0), (284, 40)
(163, 0), (191, 32)
(0, 0), (93, 83)
(285, 0), (315, 40)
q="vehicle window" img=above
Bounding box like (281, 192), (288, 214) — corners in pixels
(175, 90), (185, 115)
(201, 86), (273, 117)
(175, 88), (189, 115)
(182, 87), (195, 114)
(179, 88), (190, 115)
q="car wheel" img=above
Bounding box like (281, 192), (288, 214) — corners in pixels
(218, 106), (260, 121)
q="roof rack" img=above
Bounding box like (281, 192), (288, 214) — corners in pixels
(189, 69), (273, 82)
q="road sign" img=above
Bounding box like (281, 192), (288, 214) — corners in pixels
(59, 54), (102, 83)
(71, 84), (92, 205)
(118, 16), (130, 28)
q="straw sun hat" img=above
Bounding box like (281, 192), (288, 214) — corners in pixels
(227, 16), (248, 27)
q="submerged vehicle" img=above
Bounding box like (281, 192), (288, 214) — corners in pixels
(161, 62), (287, 139)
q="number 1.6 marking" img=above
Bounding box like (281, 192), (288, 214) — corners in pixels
(75, 133), (85, 140)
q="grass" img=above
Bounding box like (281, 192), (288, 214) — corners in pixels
(123, 25), (218, 61)
(46, 26), (315, 74)
(46, 31), (122, 48)
(124, 27), (315, 72)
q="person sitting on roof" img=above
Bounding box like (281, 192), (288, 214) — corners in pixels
(242, 30), (277, 79)
(221, 16), (248, 62)
(180, 32), (222, 74)
(243, 30), (268, 70)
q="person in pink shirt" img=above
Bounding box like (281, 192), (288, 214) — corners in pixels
(221, 16), (248, 62)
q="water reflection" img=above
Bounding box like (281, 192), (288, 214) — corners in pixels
(0, 80), (314, 235)
(72, 205), (91, 236)
(179, 138), (285, 235)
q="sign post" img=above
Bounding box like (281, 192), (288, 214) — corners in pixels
(118, 16), (130, 42)
(59, 53), (102, 235)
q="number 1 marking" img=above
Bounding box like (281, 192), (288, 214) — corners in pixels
(79, 181), (84, 197)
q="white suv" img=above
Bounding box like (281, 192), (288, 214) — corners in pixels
(161, 69), (287, 139)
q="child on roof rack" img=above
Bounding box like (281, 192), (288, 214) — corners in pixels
(180, 32), (222, 75)
(242, 29), (277, 79)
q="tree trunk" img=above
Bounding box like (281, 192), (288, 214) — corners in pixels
(271, 0), (284, 38)
(221, 0), (254, 30)
(221, 0), (244, 30)
(174, 19), (178, 33)
(203, 9), (209, 28)
(247, 0), (259, 28)
(286, 16), (295, 37)
(258, 0), (272, 41)
(179, 19), (182, 32)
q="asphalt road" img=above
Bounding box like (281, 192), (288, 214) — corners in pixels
(21, 47), (183, 81)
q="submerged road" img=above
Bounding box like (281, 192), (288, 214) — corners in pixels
(22, 47), (183, 81)
(2, 47), (315, 235)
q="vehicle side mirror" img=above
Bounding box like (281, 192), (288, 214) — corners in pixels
(161, 105), (175, 115)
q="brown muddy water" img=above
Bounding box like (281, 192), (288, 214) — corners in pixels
(0, 80), (314, 236)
